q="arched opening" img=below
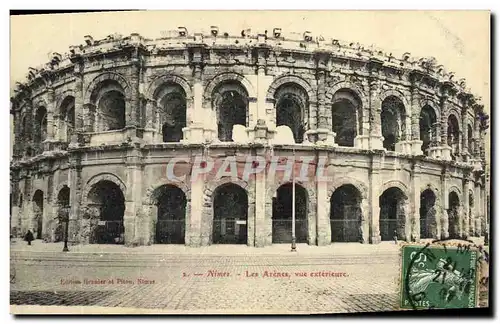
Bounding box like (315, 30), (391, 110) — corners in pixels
(87, 180), (125, 244)
(420, 189), (437, 239)
(32, 190), (44, 240)
(330, 185), (362, 242)
(213, 81), (248, 142)
(34, 107), (47, 154)
(467, 124), (474, 155)
(448, 191), (460, 239)
(98, 90), (126, 131)
(55, 186), (70, 242)
(156, 84), (187, 143)
(419, 105), (437, 156)
(153, 185), (187, 244)
(379, 187), (407, 241)
(447, 115), (460, 160)
(275, 83), (308, 144)
(212, 183), (248, 244)
(332, 89), (361, 147)
(381, 96), (406, 151)
(59, 96), (75, 142)
(272, 183), (308, 243)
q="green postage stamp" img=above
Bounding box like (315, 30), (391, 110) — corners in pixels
(400, 242), (485, 310)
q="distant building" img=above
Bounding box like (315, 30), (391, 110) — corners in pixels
(10, 28), (489, 246)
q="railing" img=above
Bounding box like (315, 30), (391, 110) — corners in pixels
(92, 221), (124, 244)
(271, 219), (308, 243)
(155, 220), (185, 244)
(379, 219), (398, 241)
(212, 218), (248, 244)
(330, 219), (362, 242)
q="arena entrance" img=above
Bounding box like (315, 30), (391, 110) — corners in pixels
(330, 185), (362, 242)
(379, 187), (407, 241)
(32, 190), (44, 239)
(272, 183), (308, 243)
(55, 186), (70, 242)
(154, 185), (186, 244)
(212, 183), (248, 244)
(420, 189), (437, 239)
(87, 180), (125, 244)
(448, 192), (460, 239)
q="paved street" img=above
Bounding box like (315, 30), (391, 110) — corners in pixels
(10, 239), (405, 314)
(12, 239), (486, 314)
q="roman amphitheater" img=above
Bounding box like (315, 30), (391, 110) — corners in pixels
(10, 27), (489, 247)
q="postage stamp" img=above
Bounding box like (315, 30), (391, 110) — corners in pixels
(400, 240), (489, 310)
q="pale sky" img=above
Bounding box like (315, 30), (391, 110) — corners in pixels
(10, 10), (490, 110)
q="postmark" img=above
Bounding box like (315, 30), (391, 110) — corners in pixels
(400, 239), (489, 310)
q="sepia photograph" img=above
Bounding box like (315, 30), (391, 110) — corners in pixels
(8, 9), (491, 315)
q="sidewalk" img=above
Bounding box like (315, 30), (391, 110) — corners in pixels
(10, 239), (401, 256)
(11, 237), (486, 256)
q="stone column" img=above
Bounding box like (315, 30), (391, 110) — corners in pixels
(473, 183), (480, 236)
(441, 172), (450, 239)
(410, 163), (421, 240)
(461, 108), (468, 161)
(315, 69), (335, 145)
(71, 62), (85, 146)
(10, 177), (20, 235)
(68, 156), (81, 244)
(183, 63), (205, 143)
(369, 155), (382, 243)
(12, 109), (22, 159)
(460, 176), (469, 238)
(410, 87), (423, 155)
(316, 151), (331, 245)
(368, 79), (384, 150)
(254, 147), (270, 247)
(124, 146), (143, 246)
(124, 55), (140, 140)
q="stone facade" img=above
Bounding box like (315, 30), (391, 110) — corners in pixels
(10, 28), (489, 246)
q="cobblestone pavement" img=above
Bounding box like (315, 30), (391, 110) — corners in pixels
(11, 242), (405, 314)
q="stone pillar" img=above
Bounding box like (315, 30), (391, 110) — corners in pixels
(254, 147), (270, 247)
(461, 176), (470, 238)
(12, 109), (22, 159)
(409, 87), (423, 155)
(10, 177), (20, 235)
(183, 63), (205, 143)
(124, 146), (142, 246)
(316, 69), (335, 145)
(71, 60), (85, 146)
(474, 183), (481, 236)
(410, 163), (421, 240)
(126, 56), (140, 130)
(316, 151), (330, 245)
(461, 108), (468, 161)
(22, 175), (32, 235)
(68, 156), (81, 244)
(247, 48), (274, 143)
(441, 172), (450, 239)
(368, 79), (384, 150)
(187, 157), (203, 247)
(369, 155), (382, 243)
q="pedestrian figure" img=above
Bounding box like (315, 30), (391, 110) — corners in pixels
(24, 230), (34, 246)
(393, 230), (398, 244)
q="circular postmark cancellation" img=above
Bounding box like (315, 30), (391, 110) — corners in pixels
(399, 238), (489, 310)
